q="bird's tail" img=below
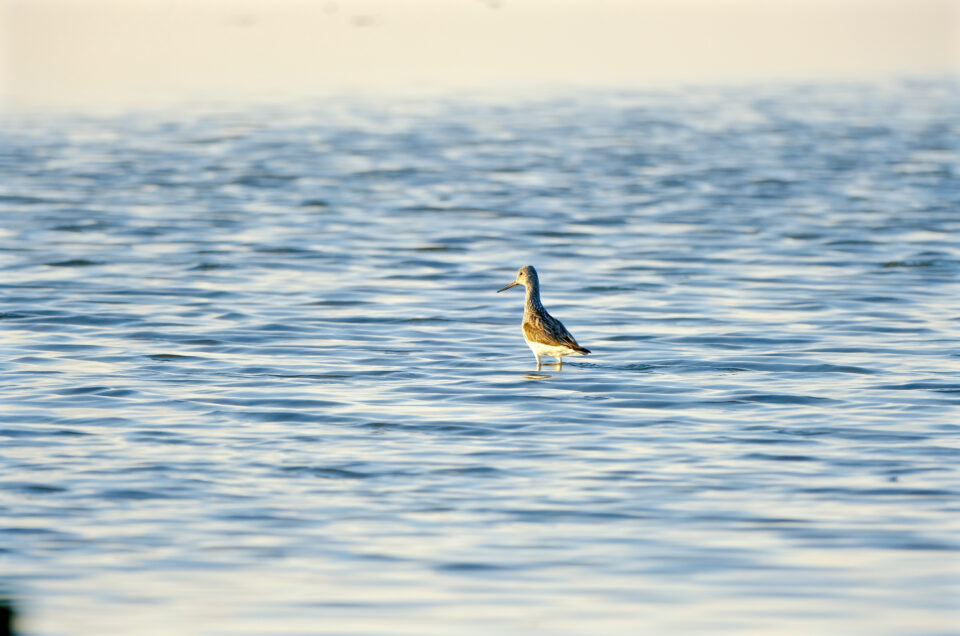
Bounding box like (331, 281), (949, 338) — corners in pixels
(574, 346), (591, 355)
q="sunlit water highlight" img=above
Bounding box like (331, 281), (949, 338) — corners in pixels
(1, 80), (959, 635)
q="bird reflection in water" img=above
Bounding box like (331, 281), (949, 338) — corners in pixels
(524, 373), (553, 380)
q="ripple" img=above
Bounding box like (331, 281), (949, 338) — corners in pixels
(44, 259), (103, 267)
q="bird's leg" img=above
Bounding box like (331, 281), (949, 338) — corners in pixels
(534, 353), (542, 371)
(556, 357), (563, 369)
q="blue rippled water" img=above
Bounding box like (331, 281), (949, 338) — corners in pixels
(2, 80), (959, 635)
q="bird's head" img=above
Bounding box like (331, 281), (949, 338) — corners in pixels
(497, 265), (538, 293)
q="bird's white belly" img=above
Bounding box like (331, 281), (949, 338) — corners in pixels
(526, 340), (577, 359)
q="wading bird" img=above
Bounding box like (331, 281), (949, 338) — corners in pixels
(497, 265), (591, 371)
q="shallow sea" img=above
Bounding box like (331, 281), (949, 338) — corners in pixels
(1, 80), (959, 635)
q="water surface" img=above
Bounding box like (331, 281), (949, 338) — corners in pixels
(1, 80), (959, 635)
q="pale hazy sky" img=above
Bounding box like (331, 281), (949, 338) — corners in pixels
(1, 0), (958, 110)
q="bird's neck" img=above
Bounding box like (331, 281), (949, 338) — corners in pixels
(523, 282), (544, 317)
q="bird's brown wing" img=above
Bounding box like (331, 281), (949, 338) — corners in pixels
(523, 312), (590, 354)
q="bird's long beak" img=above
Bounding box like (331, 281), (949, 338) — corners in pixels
(497, 281), (519, 293)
